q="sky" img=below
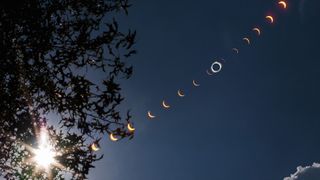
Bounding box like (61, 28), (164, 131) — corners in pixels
(87, 0), (320, 180)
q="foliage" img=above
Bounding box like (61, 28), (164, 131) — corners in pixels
(0, 0), (136, 179)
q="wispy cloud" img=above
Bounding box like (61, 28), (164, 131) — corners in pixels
(284, 163), (320, 180)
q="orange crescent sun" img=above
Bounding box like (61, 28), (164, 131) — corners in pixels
(266, 15), (274, 23)
(278, 1), (287, 9)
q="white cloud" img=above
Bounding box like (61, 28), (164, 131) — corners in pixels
(284, 163), (320, 180)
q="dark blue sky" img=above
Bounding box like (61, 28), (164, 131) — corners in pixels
(89, 0), (320, 179)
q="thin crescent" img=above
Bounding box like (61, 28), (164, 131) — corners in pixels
(127, 123), (135, 132)
(109, 133), (118, 142)
(162, 100), (170, 109)
(266, 16), (274, 23)
(278, 1), (287, 9)
(206, 69), (213, 76)
(91, 143), (100, 151)
(243, 37), (251, 45)
(147, 111), (156, 119)
(210, 61), (223, 73)
(177, 90), (185, 97)
(252, 28), (261, 36)
(192, 80), (200, 87)
(232, 48), (239, 54)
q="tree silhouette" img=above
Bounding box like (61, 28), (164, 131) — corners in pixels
(0, 0), (136, 179)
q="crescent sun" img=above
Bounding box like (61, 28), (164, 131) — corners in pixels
(109, 133), (118, 142)
(266, 15), (274, 23)
(147, 111), (156, 119)
(177, 89), (185, 97)
(91, 143), (100, 151)
(127, 123), (135, 132)
(192, 80), (200, 87)
(278, 1), (287, 9)
(206, 69), (213, 76)
(162, 100), (170, 109)
(253, 27), (261, 36)
(243, 37), (251, 45)
(232, 48), (239, 54)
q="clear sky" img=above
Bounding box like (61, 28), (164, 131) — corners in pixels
(88, 0), (320, 179)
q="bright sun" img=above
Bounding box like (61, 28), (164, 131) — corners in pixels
(34, 145), (56, 168)
(33, 128), (56, 170)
